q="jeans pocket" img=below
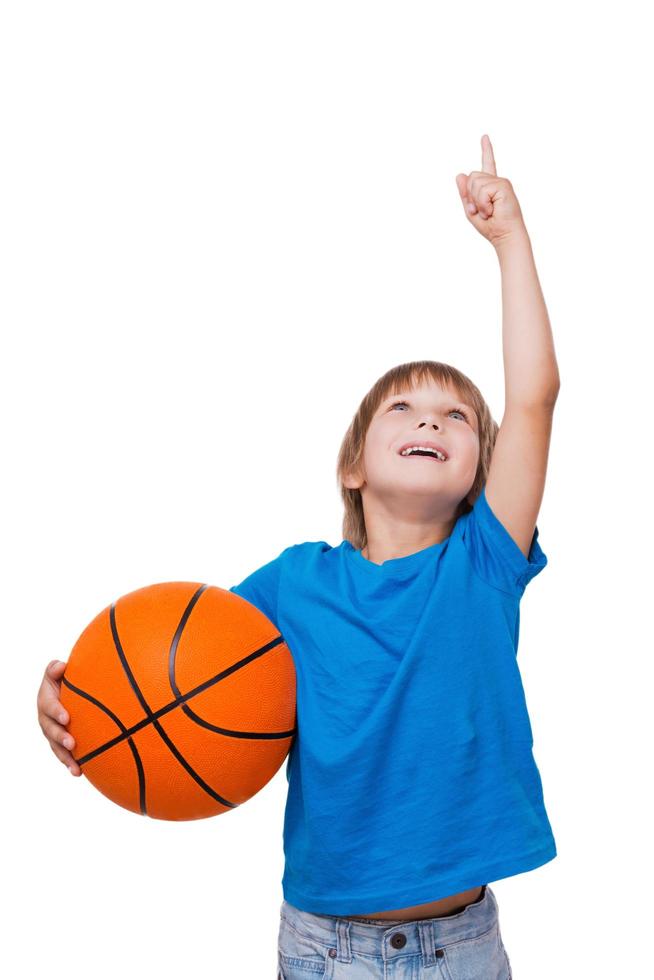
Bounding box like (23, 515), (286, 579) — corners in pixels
(438, 921), (511, 980)
(278, 918), (333, 978)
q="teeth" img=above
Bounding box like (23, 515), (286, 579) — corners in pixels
(401, 446), (447, 461)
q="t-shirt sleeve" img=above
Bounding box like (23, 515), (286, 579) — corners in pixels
(228, 546), (294, 629)
(461, 485), (548, 599)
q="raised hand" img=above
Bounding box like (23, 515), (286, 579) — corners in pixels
(455, 134), (527, 247)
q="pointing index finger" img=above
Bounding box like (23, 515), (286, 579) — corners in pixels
(481, 134), (497, 176)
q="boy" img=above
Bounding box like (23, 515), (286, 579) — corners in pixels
(37, 134), (559, 978)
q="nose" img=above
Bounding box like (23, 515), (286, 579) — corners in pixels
(417, 420), (439, 430)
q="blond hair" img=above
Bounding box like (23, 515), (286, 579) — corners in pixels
(335, 360), (499, 550)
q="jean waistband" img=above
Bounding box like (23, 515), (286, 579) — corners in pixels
(280, 884), (497, 959)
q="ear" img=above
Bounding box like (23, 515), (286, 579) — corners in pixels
(342, 465), (365, 491)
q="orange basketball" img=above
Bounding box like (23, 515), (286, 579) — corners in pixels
(60, 582), (297, 821)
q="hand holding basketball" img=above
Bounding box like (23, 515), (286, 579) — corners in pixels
(36, 660), (82, 776)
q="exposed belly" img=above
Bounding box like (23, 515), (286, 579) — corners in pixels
(343, 885), (485, 921)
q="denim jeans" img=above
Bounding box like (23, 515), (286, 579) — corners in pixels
(277, 885), (512, 979)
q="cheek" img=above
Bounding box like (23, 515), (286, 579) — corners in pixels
(366, 427), (389, 452)
(365, 442), (385, 467)
(363, 435), (393, 472)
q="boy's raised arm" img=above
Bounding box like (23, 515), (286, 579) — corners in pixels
(455, 134), (560, 558)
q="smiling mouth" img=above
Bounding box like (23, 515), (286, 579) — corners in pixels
(399, 449), (447, 462)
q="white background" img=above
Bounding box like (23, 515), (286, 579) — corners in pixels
(3, 2), (651, 977)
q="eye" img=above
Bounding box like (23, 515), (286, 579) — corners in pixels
(389, 400), (469, 422)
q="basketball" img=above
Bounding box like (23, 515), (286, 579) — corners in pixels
(60, 582), (297, 821)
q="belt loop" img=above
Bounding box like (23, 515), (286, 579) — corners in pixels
(335, 917), (353, 963)
(418, 919), (437, 968)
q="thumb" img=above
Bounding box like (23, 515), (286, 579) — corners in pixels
(455, 173), (469, 202)
(455, 174), (478, 218)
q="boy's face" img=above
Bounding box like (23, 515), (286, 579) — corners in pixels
(346, 380), (480, 513)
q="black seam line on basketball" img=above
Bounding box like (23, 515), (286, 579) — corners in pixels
(168, 584), (210, 702)
(167, 585), (290, 742)
(61, 676), (148, 815)
(111, 585), (287, 737)
(169, 586), (223, 736)
(110, 597), (239, 809)
(110, 601), (156, 718)
(146, 715), (238, 809)
(75, 632), (296, 766)
(73, 631), (297, 766)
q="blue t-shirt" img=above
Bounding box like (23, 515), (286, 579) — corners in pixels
(229, 485), (557, 915)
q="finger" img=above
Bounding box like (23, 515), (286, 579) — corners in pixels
(465, 179), (478, 215)
(41, 717), (81, 774)
(456, 173), (477, 215)
(39, 693), (70, 726)
(38, 661), (70, 725)
(455, 173), (473, 210)
(481, 134), (497, 176)
(468, 177), (496, 220)
(40, 716), (76, 753)
(49, 739), (82, 776)
(482, 180), (497, 218)
(46, 659), (68, 678)
(466, 171), (485, 214)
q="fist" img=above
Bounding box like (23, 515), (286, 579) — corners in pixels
(456, 134), (526, 247)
